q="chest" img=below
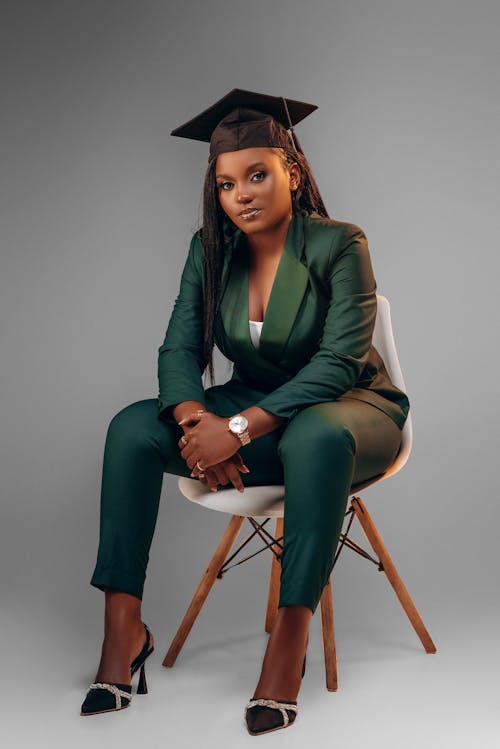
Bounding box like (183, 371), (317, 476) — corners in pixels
(247, 252), (283, 322)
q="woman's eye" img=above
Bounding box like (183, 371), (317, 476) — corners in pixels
(218, 172), (265, 190)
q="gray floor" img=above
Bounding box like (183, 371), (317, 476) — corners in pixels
(4, 542), (498, 749)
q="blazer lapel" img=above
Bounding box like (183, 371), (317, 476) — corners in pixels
(218, 211), (310, 371)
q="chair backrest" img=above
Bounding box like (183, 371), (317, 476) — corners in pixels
(371, 294), (413, 480)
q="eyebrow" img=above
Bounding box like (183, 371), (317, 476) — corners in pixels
(216, 162), (268, 180)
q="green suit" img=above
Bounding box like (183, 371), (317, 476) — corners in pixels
(90, 210), (409, 612)
(157, 209), (409, 430)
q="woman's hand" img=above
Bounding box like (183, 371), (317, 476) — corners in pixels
(177, 409), (244, 473)
(197, 453), (250, 493)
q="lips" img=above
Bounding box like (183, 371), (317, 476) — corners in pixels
(239, 208), (262, 218)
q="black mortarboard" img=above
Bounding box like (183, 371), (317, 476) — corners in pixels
(170, 88), (318, 162)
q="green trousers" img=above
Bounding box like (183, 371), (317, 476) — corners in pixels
(90, 379), (403, 614)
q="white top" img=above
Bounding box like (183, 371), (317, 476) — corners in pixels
(249, 319), (263, 350)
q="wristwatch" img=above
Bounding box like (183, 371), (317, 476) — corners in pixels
(227, 413), (251, 446)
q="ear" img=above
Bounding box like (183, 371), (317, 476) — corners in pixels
(288, 162), (301, 191)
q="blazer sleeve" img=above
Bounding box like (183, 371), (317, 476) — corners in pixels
(157, 231), (206, 424)
(253, 225), (377, 421)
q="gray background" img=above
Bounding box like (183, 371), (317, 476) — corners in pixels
(1, 1), (498, 746)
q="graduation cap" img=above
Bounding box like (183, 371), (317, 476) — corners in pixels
(170, 88), (318, 162)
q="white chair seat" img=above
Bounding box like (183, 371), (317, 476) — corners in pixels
(177, 478), (285, 517)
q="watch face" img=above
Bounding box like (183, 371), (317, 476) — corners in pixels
(229, 414), (248, 434)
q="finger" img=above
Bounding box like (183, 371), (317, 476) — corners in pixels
(231, 453), (251, 473)
(189, 458), (203, 476)
(178, 412), (197, 426)
(211, 464), (230, 486)
(197, 472), (209, 488)
(177, 433), (189, 450)
(199, 467), (219, 492)
(189, 455), (213, 477)
(181, 444), (197, 465)
(178, 429), (195, 453)
(178, 410), (206, 426)
(225, 463), (245, 493)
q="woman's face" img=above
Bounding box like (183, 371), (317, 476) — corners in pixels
(215, 147), (300, 235)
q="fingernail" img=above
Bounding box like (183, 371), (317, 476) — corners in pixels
(243, 466), (251, 473)
(211, 487), (218, 492)
(190, 472), (195, 477)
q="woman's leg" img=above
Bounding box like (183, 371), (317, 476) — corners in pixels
(89, 398), (190, 600)
(250, 398), (403, 713)
(88, 398), (191, 683)
(277, 397), (403, 613)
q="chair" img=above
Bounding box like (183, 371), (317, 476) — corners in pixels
(162, 294), (437, 690)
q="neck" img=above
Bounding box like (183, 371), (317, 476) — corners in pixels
(245, 211), (293, 260)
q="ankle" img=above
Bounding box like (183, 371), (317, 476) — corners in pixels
(103, 591), (141, 627)
(103, 616), (144, 635)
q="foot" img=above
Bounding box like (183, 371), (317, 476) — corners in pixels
(246, 605), (310, 734)
(252, 605), (310, 703)
(94, 619), (155, 686)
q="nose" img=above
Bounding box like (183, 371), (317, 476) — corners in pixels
(236, 186), (253, 204)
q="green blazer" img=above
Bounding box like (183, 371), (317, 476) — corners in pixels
(157, 210), (410, 430)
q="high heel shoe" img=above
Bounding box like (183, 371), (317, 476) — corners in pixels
(244, 651), (307, 736)
(80, 622), (154, 716)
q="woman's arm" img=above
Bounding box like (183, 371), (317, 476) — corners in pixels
(169, 400), (206, 424)
(249, 225), (377, 421)
(157, 233), (251, 489)
(157, 232), (207, 422)
(237, 406), (286, 440)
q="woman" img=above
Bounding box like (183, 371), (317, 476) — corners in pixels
(81, 89), (410, 736)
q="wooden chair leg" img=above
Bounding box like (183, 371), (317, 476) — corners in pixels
(351, 495), (437, 654)
(162, 514), (245, 667)
(265, 516), (283, 633)
(320, 576), (339, 691)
